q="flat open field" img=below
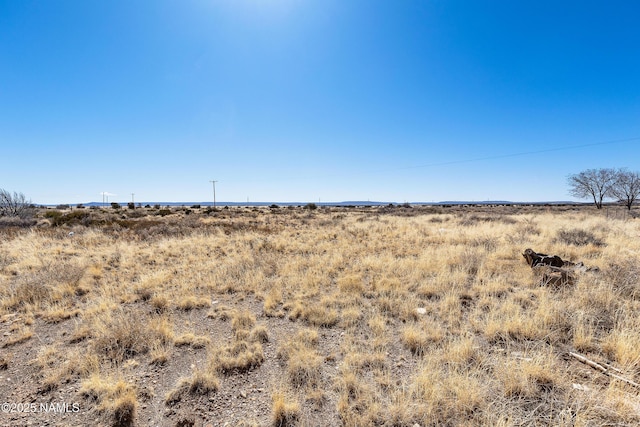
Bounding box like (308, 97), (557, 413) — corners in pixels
(1, 205), (640, 426)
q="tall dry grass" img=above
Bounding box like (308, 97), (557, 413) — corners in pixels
(0, 205), (639, 425)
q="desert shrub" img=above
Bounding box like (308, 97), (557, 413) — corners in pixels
(91, 310), (173, 363)
(0, 189), (35, 218)
(212, 341), (264, 373)
(45, 210), (90, 227)
(156, 209), (172, 217)
(305, 203), (318, 210)
(5, 278), (53, 310)
(44, 210), (62, 220)
(272, 390), (300, 427)
(80, 376), (138, 427)
(122, 209), (147, 219)
(517, 220), (541, 236)
(555, 228), (605, 246)
(2, 262), (85, 311)
(0, 216), (37, 228)
(165, 370), (219, 405)
(603, 260), (640, 299)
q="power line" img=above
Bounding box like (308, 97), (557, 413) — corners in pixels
(382, 136), (640, 173)
(244, 136), (640, 185)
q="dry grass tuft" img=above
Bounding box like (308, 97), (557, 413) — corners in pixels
(278, 328), (323, 389)
(165, 369), (219, 405)
(90, 309), (174, 364)
(174, 333), (211, 349)
(271, 388), (300, 427)
(555, 227), (605, 247)
(175, 296), (211, 311)
(232, 309), (256, 332)
(212, 340), (264, 374)
(80, 375), (138, 427)
(401, 323), (443, 355)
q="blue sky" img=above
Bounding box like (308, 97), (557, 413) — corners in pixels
(1, 0), (639, 204)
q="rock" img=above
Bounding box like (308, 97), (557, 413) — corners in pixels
(416, 307), (427, 315)
(522, 248), (564, 267)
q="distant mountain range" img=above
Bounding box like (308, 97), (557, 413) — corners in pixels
(72, 200), (580, 207)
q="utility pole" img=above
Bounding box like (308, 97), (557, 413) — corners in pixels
(131, 193), (135, 204)
(209, 180), (218, 208)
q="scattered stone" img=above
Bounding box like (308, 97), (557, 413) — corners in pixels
(416, 307), (427, 315)
(239, 390), (247, 398)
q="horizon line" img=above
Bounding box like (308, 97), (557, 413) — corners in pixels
(39, 200), (591, 207)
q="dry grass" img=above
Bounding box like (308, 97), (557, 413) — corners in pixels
(1, 205), (640, 425)
(80, 374), (138, 426)
(271, 387), (301, 426)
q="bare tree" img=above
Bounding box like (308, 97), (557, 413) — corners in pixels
(610, 170), (640, 211)
(567, 168), (618, 209)
(0, 189), (35, 219)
